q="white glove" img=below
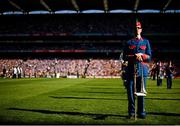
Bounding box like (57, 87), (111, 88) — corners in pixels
(135, 53), (143, 61)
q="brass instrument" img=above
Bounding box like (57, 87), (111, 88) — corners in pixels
(134, 63), (147, 97)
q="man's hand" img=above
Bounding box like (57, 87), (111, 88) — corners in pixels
(135, 53), (143, 61)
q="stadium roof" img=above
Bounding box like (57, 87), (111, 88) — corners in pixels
(0, 0), (180, 14)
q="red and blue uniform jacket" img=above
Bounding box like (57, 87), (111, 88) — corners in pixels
(123, 37), (152, 77)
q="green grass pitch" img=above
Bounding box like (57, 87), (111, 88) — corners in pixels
(0, 78), (180, 125)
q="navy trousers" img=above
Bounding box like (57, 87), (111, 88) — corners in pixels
(167, 76), (172, 89)
(127, 76), (147, 116)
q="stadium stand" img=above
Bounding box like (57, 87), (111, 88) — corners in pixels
(0, 0), (180, 78)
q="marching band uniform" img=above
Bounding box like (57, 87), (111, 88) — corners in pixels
(123, 21), (152, 119)
(158, 61), (164, 86)
(166, 61), (174, 89)
(156, 62), (160, 86)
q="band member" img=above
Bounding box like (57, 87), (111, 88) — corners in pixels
(123, 20), (152, 119)
(166, 60), (174, 89)
(157, 61), (164, 86)
(121, 61), (128, 89)
(156, 61), (160, 86)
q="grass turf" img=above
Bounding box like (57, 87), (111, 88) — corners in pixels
(0, 78), (180, 125)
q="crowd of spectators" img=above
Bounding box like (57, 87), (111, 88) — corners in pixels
(1, 58), (179, 79)
(0, 14), (128, 35)
(0, 58), (121, 78)
(0, 43), (122, 53)
(0, 14), (179, 79)
(0, 14), (179, 36)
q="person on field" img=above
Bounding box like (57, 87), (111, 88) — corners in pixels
(123, 19), (152, 119)
(121, 61), (128, 89)
(165, 60), (174, 89)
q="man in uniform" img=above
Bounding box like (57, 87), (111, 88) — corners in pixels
(123, 20), (152, 119)
(121, 61), (128, 89)
(156, 61), (160, 86)
(166, 60), (174, 89)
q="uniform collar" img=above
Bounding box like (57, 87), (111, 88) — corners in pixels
(133, 37), (144, 41)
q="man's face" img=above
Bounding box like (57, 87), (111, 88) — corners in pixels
(136, 27), (142, 35)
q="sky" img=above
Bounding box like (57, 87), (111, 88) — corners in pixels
(2, 9), (180, 15)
